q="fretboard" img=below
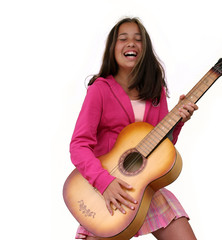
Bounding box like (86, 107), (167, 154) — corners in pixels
(136, 59), (222, 157)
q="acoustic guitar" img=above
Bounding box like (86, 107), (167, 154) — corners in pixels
(63, 59), (222, 240)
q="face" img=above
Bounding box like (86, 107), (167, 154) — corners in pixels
(114, 22), (142, 74)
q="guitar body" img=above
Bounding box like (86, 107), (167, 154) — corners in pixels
(63, 122), (182, 240)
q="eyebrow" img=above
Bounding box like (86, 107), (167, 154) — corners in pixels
(118, 33), (142, 36)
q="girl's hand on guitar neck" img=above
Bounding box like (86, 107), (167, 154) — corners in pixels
(103, 178), (138, 216)
(178, 94), (198, 123)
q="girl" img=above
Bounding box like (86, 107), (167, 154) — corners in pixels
(70, 17), (198, 240)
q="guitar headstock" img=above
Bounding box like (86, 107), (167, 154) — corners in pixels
(213, 58), (222, 74)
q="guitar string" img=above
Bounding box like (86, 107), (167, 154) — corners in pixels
(120, 66), (222, 174)
(112, 88), (219, 179)
(126, 65), (222, 174)
(140, 63), (222, 149)
(109, 66), (222, 177)
(108, 66), (222, 177)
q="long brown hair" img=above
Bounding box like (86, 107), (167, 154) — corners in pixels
(88, 17), (168, 101)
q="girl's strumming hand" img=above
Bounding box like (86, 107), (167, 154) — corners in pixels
(178, 94), (198, 123)
(103, 178), (138, 216)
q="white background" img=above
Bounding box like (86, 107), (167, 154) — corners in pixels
(0, 0), (222, 239)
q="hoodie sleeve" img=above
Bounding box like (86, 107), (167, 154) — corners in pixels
(70, 84), (115, 194)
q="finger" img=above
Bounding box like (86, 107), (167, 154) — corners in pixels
(117, 179), (133, 190)
(180, 113), (190, 121)
(181, 105), (194, 115)
(179, 108), (191, 122)
(188, 102), (198, 110)
(120, 189), (137, 204)
(105, 200), (113, 216)
(111, 198), (126, 214)
(117, 179), (137, 204)
(182, 103), (198, 116)
(179, 94), (186, 101)
(179, 107), (191, 117)
(117, 194), (136, 210)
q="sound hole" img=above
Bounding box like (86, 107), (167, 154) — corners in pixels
(123, 152), (143, 173)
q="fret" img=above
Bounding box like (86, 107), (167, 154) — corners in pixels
(202, 78), (211, 87)
(137, 137), (156, 157)
(171, 108), (180, 116)
(170, 111), (178, 122)
(146, 132), (160, 144)
(152, 129), (164, 138)
(148, 139), (159, 150)
(187, 95), (197, 102)
(161, 118), (173, 129)
(141, 133), (160, 149)
(169, 110), (181, 123)
(151, 127), (164, 138)
(187, 91), (200, 100)
(136, 146), (147, 157)
(137, 129), (162, 156)
(136, 143), (151, 155)
(141, 139), (155, 150)
(193, 88), (205, 98)
(136, 59), (222, 158)
(155, 125), (167, 138)
(185, 68), (220, 104)
(156, 124), (168, 134)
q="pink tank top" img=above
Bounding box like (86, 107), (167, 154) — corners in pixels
(131, 99), (146, 122)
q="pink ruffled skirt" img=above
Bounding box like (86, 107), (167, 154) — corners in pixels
(75, 188), (189, 239)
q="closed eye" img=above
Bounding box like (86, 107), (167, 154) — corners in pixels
(118, 38), (127, 41)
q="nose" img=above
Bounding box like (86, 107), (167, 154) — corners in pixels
(127, 40), (135, 47)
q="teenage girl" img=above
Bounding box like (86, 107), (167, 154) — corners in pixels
(70, 17), (198, 240)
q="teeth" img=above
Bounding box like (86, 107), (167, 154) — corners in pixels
(124, 51), (137, 56)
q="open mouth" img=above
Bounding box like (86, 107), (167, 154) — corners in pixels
(124, 51), (138, 58)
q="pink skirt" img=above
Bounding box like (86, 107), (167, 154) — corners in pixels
(75, 188), (189, 239)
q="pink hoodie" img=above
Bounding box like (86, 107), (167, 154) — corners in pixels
(70, 75), (184, 194)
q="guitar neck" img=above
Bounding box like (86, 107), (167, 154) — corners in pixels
(136, 59), (222, 157)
